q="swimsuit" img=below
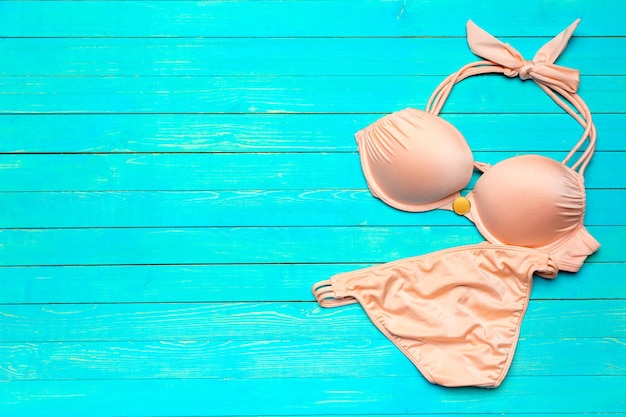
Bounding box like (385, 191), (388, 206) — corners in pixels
(312, 20), (600, 388)
(313, 244), (557, 387)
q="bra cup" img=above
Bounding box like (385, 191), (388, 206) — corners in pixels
(356, 108), (474, 212)
(471, 155), (586, 248)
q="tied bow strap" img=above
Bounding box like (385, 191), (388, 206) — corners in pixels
(466, 19), (581, 93)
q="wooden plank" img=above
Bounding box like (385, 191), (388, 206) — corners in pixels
(0, 152), (620, 192)
(0, 75), (620, 114)
(1, 226), (481, 266)
(0, 189), (621, 229)
(0, 376), (624, 416)
(1, 300), (624, 342)
(1, 113), (623, 153)
(0, 226), (619, 267)
(0, 337), (623, 381)
(0, 0), (622, 416)
(1, 0), (624, 37)
(2, 37), (623, 77)
(0, 262), (622, 305)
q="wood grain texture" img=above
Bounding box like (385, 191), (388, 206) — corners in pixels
(1, 301), (624, 342)
(0, 263), (623, 304)
(0, 75), (621, 114)
(1, 337), (624, 381)
(0, 152), (621, 192)
(2, 38), (625, 77)
(0, 226), (621, 266)
(1, 0), (625, 37)
(0, 376), (624, 416)
(0, 189), (621, 228)
(2, 113), (624, 153)
(1, 0), (624, 415)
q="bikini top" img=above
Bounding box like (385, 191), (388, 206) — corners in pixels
(356, 19), (600, 272)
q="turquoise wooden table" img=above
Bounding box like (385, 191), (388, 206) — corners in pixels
(1, 1), (625, 415)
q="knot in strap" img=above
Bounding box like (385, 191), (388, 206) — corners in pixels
(518, 60), (535, 80)
(427, 19), (596, 176)
(503, 60), (535, 80)
(466, 19), (581, 93)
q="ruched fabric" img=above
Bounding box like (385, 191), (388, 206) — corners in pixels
(356, 108), (474, 212)
(353, 19), (599, 266)
(467, 155), (600, 271)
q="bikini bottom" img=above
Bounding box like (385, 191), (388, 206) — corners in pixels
(312, 243), (558, 388)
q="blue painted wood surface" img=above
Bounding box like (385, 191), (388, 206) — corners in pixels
(1, 1), (624, 415)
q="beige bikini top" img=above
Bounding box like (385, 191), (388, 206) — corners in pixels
(356, 19), (599, 272)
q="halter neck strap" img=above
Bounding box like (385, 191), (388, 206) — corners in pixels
(425, 20), (596, 175)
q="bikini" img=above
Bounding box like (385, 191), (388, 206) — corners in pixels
(311, 20), (600, 388)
